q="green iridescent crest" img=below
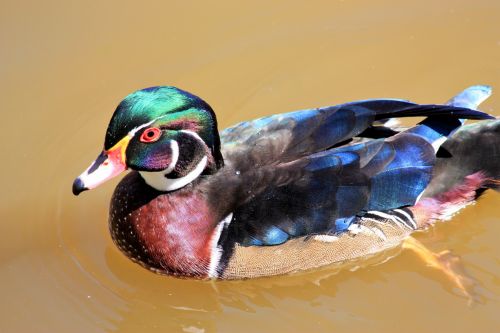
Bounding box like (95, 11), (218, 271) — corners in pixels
(105, 86), (214, 147)
(104, 86), (223, 170)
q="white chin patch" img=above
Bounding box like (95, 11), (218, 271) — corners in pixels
(140, 155), (207, 192)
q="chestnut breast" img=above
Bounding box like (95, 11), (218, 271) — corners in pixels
(109, 172), (222, 278)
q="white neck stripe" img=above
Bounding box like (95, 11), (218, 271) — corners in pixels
(180, 129), (205, 144)
(208, 213), (233, 278)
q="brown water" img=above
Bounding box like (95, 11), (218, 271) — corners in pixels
(2, 0), (500, 332)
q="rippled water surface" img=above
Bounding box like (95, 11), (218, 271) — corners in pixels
(2, 1), (500, 332)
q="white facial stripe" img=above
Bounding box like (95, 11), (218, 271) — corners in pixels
(128, 118), (159, 137)
(139, 156), (208, 192)
(163, 140), (179, 174)
(138, 129), (208, 191)
(136, 128), (209, 191)
(129, 119), (180, 175)
(180, 130), (205, 144)
(129, 118), (207, 141)
(130, 112), (181, 135)
(208, 213), (233, 279)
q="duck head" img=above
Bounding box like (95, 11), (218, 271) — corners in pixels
(72, 86), (223, 195)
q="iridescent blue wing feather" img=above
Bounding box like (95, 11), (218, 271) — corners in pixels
(228, 132), (435, 246)
(219, 94), (493, 247)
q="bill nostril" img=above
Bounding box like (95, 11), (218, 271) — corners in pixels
(87, 151), (108, 174)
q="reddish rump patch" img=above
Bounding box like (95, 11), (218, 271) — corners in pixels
(435, 172), (487, 204)
(411, 172), (489, 228)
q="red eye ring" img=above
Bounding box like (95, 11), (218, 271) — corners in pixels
(140, 127), (162, 143)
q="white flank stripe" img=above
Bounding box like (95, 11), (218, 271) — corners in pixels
(313, 235), (339, 243)
(366, 210), (405, 228)
(347, 223), (362, 234)
(391, 214), (409, 227)
(393, 209), (417, 229)
(347, 223), (387, 240)
(415, 190), (425, 204)
(208, 213), (233, 278)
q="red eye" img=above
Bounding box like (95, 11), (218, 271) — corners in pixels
(140, 127), (162, 143)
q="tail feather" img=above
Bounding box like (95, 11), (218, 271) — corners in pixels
(374, 104), (493, 121)
(414, 86), (498, 223)
(446, 85), (492, 109)
(405, 86), (494, 152)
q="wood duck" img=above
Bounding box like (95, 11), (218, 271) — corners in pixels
(73, 85), (499, 281)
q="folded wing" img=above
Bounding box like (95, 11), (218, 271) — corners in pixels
(218, 95), (493, 247)
(228, 132), (434, 246)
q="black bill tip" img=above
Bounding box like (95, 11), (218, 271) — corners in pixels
(72, 177), (88, 196)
